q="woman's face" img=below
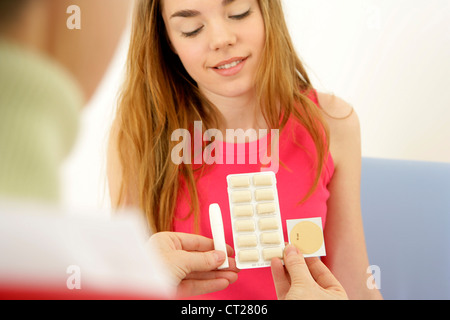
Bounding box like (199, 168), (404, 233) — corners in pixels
(162, 0), (265, 100)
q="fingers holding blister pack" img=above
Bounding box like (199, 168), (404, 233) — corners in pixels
(227, 172), (285, 269)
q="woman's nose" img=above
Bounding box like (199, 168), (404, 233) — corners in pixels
(208, 22), (237, 51)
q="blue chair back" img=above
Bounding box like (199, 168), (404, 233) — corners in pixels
(361, 158), (450, 299)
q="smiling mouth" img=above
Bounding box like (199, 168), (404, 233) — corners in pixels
(215, 59), (245, 70)
(212, 57), (248, 70)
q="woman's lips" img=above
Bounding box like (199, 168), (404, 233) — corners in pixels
(211, 57), (248, 77)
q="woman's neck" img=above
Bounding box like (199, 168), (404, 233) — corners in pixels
(200, 88), (268, 133)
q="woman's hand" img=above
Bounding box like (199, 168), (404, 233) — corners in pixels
(147, 232), (239, 298)
(271, 245), (348, 300)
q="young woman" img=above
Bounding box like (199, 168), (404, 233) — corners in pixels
(108, 0), (382, 299)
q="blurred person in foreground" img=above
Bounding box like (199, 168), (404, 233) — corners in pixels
(0, 0), (348, 300)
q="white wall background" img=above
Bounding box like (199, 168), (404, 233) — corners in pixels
(61, 0), (450, 211)
(283, 0), (450, 163)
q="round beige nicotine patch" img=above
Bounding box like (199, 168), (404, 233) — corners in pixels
(290, 221), (323, 255)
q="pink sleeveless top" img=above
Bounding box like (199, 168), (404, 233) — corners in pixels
(173, 91), (334, 300)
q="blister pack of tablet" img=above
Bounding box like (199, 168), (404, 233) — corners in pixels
(226, 172), (285, 269)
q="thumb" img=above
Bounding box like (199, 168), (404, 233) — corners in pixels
(305, 257), (344, 291)
(283, 245), (315, 286)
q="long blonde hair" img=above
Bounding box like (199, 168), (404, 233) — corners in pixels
(114, 0), (329, 232)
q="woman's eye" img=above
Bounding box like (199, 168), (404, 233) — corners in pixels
(180, 9), (251, 38)
(229, 9), (252, 20)
(181, 26), (204, 38)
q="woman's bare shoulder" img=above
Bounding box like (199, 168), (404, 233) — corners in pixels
(316, 92), (361, 167)
(316, 92), (356, 122)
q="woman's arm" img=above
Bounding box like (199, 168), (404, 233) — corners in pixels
(318, 93), (382, 299)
